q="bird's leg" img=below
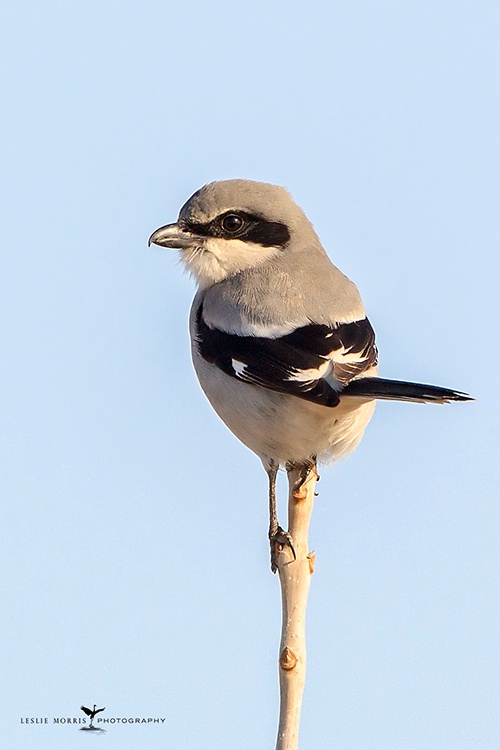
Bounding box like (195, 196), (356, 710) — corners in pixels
(267, 460), (295, 573)
(267, 459), (279, 540)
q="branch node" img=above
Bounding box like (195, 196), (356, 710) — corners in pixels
(292, 486), (308, 501)
(307, 551), (316, 574)
(279, 647), (298, 671)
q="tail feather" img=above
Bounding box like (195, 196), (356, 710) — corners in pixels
(342, 377), (473, 404)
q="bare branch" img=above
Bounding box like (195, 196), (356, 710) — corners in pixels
(274, 464), (318, 750)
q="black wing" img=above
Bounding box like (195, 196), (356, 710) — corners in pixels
(195, 302), (377, 408)
(80, 706), (92, 716)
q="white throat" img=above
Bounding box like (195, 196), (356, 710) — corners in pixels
(180, 237), (281, 287)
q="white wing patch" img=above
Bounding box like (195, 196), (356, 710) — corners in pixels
(287, 359), (331, 382)
(331, 345), (372, 364)
(231, 359), (248, 377)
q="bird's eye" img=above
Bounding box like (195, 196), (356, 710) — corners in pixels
(222, 214), (244, 233)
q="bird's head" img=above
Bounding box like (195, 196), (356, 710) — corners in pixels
(148, 179), (319, 287)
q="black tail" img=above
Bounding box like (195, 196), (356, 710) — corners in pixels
(342, 377), (473, 404)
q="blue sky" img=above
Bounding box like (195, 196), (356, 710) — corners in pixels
(1, 1), (498, 748)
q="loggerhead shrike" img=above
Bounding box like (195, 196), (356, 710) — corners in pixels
(149, 179), (471, 570)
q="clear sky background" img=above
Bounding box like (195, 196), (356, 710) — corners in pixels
(1, 1), (498, 748)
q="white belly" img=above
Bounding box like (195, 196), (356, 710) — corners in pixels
(192, 347), (376, 466)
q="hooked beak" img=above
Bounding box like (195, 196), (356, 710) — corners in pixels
(148, 222), (199, 249)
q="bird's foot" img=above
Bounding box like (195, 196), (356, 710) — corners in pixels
(289, 462), (319, 498)
(269, 526), (296, 573)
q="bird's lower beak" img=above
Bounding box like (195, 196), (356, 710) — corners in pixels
(148, 223), (198, 249)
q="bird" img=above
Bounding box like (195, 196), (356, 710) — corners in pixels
(149, 179), (471, 571)
(80, 704), (105, 726)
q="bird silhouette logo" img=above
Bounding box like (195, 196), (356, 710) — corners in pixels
(80, 703), (105, 728)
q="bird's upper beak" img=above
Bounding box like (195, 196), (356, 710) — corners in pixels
(148, 222), (199, 249)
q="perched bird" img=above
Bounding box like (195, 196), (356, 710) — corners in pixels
(149, 179), (471, 570)
(80, 704), (105, 726)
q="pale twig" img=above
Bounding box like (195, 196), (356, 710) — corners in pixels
(274, 463), (318, 750)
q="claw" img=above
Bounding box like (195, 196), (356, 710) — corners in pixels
(288, 459), (319, 493)
(270, 526), (296, 573)
(292, 467), (311, 492)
